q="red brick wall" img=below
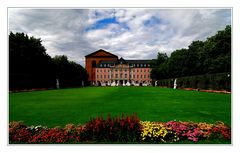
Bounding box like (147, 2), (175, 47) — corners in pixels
(85, 51), (118, 83)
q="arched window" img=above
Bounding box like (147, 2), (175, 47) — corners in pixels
(92, 60), (96, 68)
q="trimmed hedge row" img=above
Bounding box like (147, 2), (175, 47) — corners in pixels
(157, 72), (231, 91)
(9, 114), (231, 144)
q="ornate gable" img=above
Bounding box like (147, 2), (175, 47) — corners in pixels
(85, 49), (118, 58)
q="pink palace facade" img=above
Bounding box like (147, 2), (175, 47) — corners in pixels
(95, 57), (153, 86)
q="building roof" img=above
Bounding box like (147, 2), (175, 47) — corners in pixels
(96, 58), (155, 68)
(85, 49), (118, 58)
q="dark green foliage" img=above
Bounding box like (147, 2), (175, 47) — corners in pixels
(52, 55), (88, 88)
(9, 32), (56, 90)
(151, 25), (231, 81)
(158, 72), (231, 91)
(9, 32), (88, 90)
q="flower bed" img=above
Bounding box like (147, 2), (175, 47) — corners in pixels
(9, 115), (231, 144)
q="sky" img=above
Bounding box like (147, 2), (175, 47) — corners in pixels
(8, 8), (231, 67)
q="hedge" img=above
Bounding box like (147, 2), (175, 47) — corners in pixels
(157, 72), (231, 91)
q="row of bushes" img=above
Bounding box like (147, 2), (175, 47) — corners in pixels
(9, 114), (231, 144)
(156, 72), (231, 91)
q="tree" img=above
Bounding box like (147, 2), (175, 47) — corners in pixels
(151, 52), (169, 79)
(9, 32), (56, 90)
(53, 55), (88, 88)
(150, 25), (231, 80)
(203, 25), (231, 73)
(9, 32), (89, 90)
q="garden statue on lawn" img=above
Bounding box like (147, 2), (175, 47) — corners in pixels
(174, 78), (177, 89)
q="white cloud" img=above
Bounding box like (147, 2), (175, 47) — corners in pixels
(8, 8), (231, 67)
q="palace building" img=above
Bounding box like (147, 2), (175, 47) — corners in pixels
(85, 49), (153, 86)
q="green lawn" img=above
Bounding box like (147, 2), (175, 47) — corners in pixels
(9, 87), (231, 127)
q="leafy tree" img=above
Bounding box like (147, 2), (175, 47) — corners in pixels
(203, 25), (231, 73)
(53, 55), (88, 88)
(151, 52), (169, 80)
(9, 32), (56, 90)
(9, 32), (88, 90)
(151, 25), (231, 80)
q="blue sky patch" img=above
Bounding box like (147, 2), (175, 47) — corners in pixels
(144, 16), (161, 27)
(85, 17), (130, 31)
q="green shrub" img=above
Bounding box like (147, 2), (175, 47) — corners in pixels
(157, 72), (231, 91)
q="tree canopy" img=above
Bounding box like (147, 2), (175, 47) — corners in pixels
(151, 25), (231, 80)
(9, 32), (88, 90)
(53, 55), (88, 88)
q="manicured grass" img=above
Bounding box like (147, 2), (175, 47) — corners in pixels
(9, 87), (231, 127)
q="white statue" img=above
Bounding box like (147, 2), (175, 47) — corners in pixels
(155, 81), (157, 87)
(174, 78), (177, 89)
(111, 81), (116, 86)
(56, 79), (59, 89)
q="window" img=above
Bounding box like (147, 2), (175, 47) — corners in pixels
(97, 75), (98, 78)
(137, 75), (139, 78)
(140, 64), (143, 67)
(120, 73), (123, 78)
(125, 69), (127, 72)
(144, 69), (146, 72)
(92, 60), (96, 68)
(104, 75), (106, 79)
(144, 64), (146, 67)
(137, 64), (139, 67)
(144, 75), (146, 78)
(148, 64), (150, 67)
(100, 64), (102, 67)
(115, 74), (118, 78)
(97, 69), (98, 72)
(100, 69), (102, 72)
(104, 64), (106, 67)
(104, 70), (106, 73)
(125, 74), (127, 78)
(133, 75), (135, 78)
(141, 69), (142, 72)
(100, 75), (102, 78)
